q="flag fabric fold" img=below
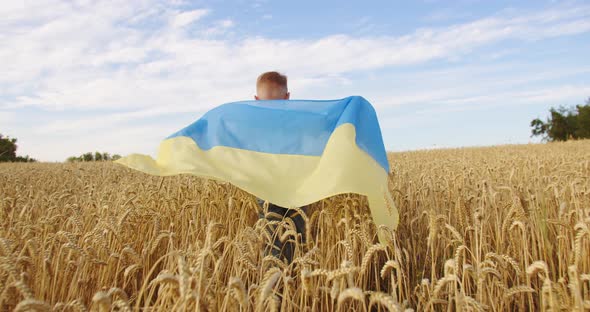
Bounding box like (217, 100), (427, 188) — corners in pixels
(116, 96), (398, 240)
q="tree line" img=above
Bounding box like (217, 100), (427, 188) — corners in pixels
(0, 133), (122, 163)
(66, 152), (122, 162)
(531, 97), (590, 141)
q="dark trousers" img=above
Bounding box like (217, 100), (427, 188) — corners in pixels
(257, 200), (308, 263)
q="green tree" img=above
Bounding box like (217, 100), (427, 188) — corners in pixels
(94, 151), (103, 161)
(548, 107), (573, 141)
(82, 152), (94, 162)
(15, 155), (36, 162)
(574, 98), (590, 138)
(531, 98), (590, 141)
(0, 134), (17, 162)
(530, 118), (548, 140)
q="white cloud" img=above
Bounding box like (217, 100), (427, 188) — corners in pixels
(413, 85), (590, 115)
(1, 2), (589, 112)
(37, 106), (207, 134)
(202, 18), (235, 36)
(371, 63), (590, 109)
(170, 9), (209, 28)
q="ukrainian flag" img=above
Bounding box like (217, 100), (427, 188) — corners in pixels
(116, 96), (398, 241)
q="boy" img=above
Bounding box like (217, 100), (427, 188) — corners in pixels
(254, 71), (307, 263)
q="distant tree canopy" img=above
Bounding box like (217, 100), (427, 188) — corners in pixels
(66, 152), (122, 162)
(531, 97), (590, 142)
(0, 134), (37, 162)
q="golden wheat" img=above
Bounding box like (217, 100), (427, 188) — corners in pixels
(0, 140), (589, 310)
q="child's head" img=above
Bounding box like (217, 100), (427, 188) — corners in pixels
(255, 71), (290, 100)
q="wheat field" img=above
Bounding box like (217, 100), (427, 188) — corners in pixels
(1, 140), (589, 311)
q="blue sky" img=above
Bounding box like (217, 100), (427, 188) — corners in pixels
(1, 0), (589, 162)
